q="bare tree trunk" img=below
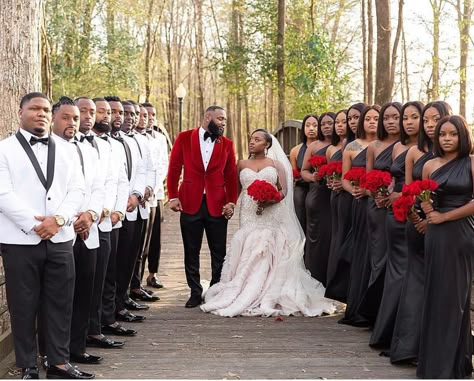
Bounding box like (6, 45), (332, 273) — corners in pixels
(276, 0), (286, 125)
(374, 0), (392, 104)
(231, 0), (243, 159)
(402, 27), (410, 100)
(309, 0), (315, 34)
(430, 0), (444, 100)
(362, 0), (368, 103)
(144, 0), (155, 101)
(41, 4), (52, 99)
(367, 0), (374, 104)
(331, 0), (346, 44)
(0, 0), (43, 138)
(389, 0), (404, 97)
(195, 0), (205, 117)
(455, 0), (472, 116)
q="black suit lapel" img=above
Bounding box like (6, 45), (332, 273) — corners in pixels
(45, 136), (56, 192)
(15, 131), (48, 189)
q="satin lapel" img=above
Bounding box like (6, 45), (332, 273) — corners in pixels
(45, 136), (56, 192)
(207, 137), (223, 172)
(15, 131), (47, 189)
(191, 128), (205, 172)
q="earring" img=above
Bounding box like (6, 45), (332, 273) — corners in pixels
(264, 148), (268, 156)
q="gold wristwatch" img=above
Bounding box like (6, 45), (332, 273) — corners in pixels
(87, 210), (99, 222)
(53, 215), (66, 227)
(102, 208), (111, 218)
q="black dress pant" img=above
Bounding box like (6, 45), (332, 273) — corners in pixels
(147, 203), (162, 274)
(115, 216), (144, 311)
(180, 196), (228, 297)
(70, 239), (97, 354)
(2, 240), (75, 368)
(130, 211), (150, 290)
(88, 231), (111, 335)
(101, 228), (119, 326)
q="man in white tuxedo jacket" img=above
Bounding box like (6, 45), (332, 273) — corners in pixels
(50, 97), (105, 366)
(0, 93), (87, 378)
(105, 96), (148, 323)
(90, 98), (137, 340)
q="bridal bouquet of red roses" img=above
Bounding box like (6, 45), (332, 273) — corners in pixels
(247, 179), (282, 215)
(364, 170), (392, 196)
(343, 166), (366, 187)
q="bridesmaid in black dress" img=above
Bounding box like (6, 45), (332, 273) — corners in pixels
(358, 102), (401, 325)
(290, 114), (318, 231)
(368, 102), (422, 349)
(301, 113), (334, 286)
(325, 103), (366, 302)
(418, 115), (474, 379)
(390, 101), (452, 364)
(338, 105), (379, 326)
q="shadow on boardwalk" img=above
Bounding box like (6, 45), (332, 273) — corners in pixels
(0, 207), (416, 379)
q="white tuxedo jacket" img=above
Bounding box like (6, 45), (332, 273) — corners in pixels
(113, 131), (146, 221)
(0, 131), (85, 245)
(150, 131), (168, 203)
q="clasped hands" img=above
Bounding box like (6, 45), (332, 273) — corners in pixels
(73, 211), (94, 240)
(421, 200), (446, 225)
(34, 216), (61, 241)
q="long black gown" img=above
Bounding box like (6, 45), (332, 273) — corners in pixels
(417, 156), (474, 379)
(358, 143), (395, 324)
(390, 151), (433, 363)
(304, 145), (332, 286)
(338, 148), (371, 327)
(369, 149), (409, 348)
(294, 144), (309, 231)
(325, 149), (351, 302)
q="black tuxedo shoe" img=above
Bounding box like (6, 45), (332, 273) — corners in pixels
(124, 297), (149, 310)
(130, 288), (160, 302)
(46, 363), (94, 379)
(185, 294), (203, 308)
(41, 356), (49, 370)
(102, 324), (137, 336)
(70, 353), (103, 364)
(22, 367), (39, 379)
(116, 309), (146, 322)
(146, 276), (164, 289)
(86, 336), (124, 348)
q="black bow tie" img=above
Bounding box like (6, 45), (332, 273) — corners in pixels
(30, 136), (49, 146)
(80, 135), (94, 143)
(204, 131), (218, 142)
(111, 134), (124, 143)
(146, 130), (153, 135)
(99, 135), (108, 141)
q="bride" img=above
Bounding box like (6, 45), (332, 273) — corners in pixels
(200, 129), (337, 317)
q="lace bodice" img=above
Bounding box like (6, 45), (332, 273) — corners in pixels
(239, 166), (284, 229)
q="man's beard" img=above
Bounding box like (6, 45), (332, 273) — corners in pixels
(208, 120), (223, 136)
(93, 121), (111, 134)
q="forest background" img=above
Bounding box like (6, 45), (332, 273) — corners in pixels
(1, 0), (473, 159)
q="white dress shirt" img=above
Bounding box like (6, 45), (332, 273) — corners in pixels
(19, 129), (48, 177)
(199, 127), (215, 171)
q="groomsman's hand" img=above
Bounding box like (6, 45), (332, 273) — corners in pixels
(34, 216), (60, 240)
(170, 199), (183, 212)
(73, 212), (93, 234)
(110, 212), (121, 226)
(127, 195), (139, 212)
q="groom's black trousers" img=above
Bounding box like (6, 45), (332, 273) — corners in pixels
(180, 196), (228, 297)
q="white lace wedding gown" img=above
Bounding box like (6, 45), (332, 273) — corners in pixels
(201, 166), (337, 317)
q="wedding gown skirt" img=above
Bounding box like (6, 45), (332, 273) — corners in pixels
(201, 166), (337, 317)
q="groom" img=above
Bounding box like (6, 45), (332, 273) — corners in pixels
(167, 106), (238, 308)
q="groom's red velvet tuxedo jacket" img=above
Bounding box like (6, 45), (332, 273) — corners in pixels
(167, 128), (238, 217)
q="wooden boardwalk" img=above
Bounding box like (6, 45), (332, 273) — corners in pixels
(0, 207), (417, 379)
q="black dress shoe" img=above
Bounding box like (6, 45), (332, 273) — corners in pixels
(40, 355), (49, 370)
(116, 309), (146, 322)
(22, 367), (39, 379)
(185, 294), (203, 308)
(130, 289), (160, 302)
(146, 276), (164, 289)
(102, 324), (137, 336)
(124, 297), (149, 310)
(70, 353), (103, 364)
(86, 336), (124, 348)
(46, 363), (94, 379)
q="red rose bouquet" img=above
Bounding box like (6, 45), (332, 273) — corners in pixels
(364, 170), (392, 196)
(247, 179), (282, 215)
(343, 166), (366, 187)
(403, 179), (439, 201)
(392, 195), (416, 222)
(316, 163), (330, 181)
(308, 155), (327, 174)
(327, 161), (343, 180)
(292, 169), (301, 180)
